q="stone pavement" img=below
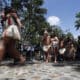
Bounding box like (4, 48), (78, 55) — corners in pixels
(0, 61), (80, 80)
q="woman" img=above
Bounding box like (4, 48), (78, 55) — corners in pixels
(51, 34), (59, 63)
(2, 7), (25, 64)
(59, 38), (66, 61)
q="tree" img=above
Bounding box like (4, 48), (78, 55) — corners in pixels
(75, 12), (80, 30)
(50, 25), (64, 38)
(65, 32), (74, 39)
(12, 0), (48, 44)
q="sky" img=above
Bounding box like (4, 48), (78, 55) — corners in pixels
(43, 0), (80, 38)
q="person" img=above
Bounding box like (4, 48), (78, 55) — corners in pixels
(76, 36), (80, 60)
(1, 7), (25, 64)
(64, 37), (73, 61)
(58, 38), (66, 61)
(42, 30), (51, 62)
(68, 43), (76, 61)
(51, 34), (59, 63)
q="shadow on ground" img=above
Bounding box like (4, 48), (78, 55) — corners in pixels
(72, 65), (80, 72)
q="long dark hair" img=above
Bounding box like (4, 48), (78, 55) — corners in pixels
(4, 7), (18, 25)
(4, 7), (17, 15)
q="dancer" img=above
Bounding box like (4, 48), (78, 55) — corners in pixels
(42, 30), (51, 62)
(51, 34), (59, 63)
(1, 7), (25, 64)
(59, 38), (66, 61)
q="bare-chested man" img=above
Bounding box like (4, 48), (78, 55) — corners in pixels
(42, 30), (51, 62)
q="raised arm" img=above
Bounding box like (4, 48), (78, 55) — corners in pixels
(11, 13), (23, 28)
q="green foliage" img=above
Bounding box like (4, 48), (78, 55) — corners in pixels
(12, 0), (21, 10)
(12, 0), (48, 44)
(75, 12), (80, 30)
(12, 0), (75, 44)
(65, 32), (74, 39)
(50, 25), (64, 38)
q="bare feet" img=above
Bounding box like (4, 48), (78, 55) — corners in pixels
(54, 60), (57, 63)
(19, 55), (26, 64)
(46, 59), (49, 63)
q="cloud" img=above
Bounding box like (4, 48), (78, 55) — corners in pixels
(47, 16), (60, 26)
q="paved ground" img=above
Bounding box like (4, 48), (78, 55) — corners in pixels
(0, 61), (80, 80)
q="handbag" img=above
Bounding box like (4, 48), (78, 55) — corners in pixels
(43, 45), (51, 52)
(4, 24), (21, 40)
(59, 48), (66, 55)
